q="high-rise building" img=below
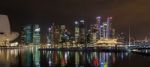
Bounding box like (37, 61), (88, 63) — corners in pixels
(47, 27), (52, 45)
(53, 25), (60, 45)
(96, 16), (102, 39)
(106, 17), (112, 39)
(92, 24), (98, 43)
(97, 17), (112, 39)
(33, 24), (40, 45)
(102, 22), (108, 39)
(74, 21), (80, 43)
(79, 20), (85, 44)
(23, 25), (33, 45)
(60, 25), (66, 43)
(95, 17), (120, 45)
(47, 23), (55, 45)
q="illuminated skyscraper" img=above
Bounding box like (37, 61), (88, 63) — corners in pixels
(90, 16), (102, 43)
(47, 23), (55, 45)
(23, 25), (33, 45)
(102, 22), (108, 39)
(47, 26), (52, 45)
(92, 24), (98, 43)
(33, 24), (40, 45)
(60, 25), (66, 43)
(74, 21), (80, 43)
(95, 17), (119, 45)
(80, 20), (85, 44)
(106, 17), (112, 39)
(97, 17), (112, 39)
(96, 16), (102, 39)
(53, 26), (60, 45)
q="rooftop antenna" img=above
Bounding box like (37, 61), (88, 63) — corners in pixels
(129, 25), (131, 46)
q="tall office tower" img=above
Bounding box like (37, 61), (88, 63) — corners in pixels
(74, 21), (80, 43)
(96, 16), (102, 39)
(53, 26), (60, 44)
(33, 24), (40, 45)
(80, 20), (85, 43)
(64, 29), (70, 41)
(86, 29), (92, 43)
(60, 25), (66, 42)
(98, 17), (112, 39)
(112, 28), (116, 38)
(23, 25), (33, 45)
(99, 25), (103, 39)
(47, 26), (52, 45)
(106, 17), (112, 39)
(103, 23), (108, 39)
(92, 24), (98, 43)
(47, 24), (55, 45)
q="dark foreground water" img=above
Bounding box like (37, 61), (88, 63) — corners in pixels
(0, 48), (150, 67)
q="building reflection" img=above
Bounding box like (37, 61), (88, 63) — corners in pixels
(41, 51), (129, 67)
(0, 49), (129, 67)
(0, 49), (18, 67)
(32, 46), (40, 67)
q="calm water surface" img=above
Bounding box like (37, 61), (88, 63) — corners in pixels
(0, 48), (150, 67)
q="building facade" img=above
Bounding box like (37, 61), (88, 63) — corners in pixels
(33, 24), (40, 45)
(23, 25), (33, 45)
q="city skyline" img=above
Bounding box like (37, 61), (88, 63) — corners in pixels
(0, 0), (150, 39)
(0, 1), (150, 67)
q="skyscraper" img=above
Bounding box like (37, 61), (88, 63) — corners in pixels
(97, 17), (112, 39)
(96, 16), (102, 39)
(79, 20), (85, 44)
(95, 16), (119, 45)
(47, 27), (52, 45)
(33, 24), (40, 45)
(106, 17), (112, 39)
(60, 25), (66, 43)
(23, 25), (33, 45)
(74, 21), (80, 43)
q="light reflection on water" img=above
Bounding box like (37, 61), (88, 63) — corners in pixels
(39, 50), (130, 67)
(0, 48), (150, 67)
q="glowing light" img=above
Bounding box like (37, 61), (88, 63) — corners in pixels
(100, 26), (103, 28)
(48, 27), (51, 31)
(104, 62), (108, 67)
(109, 16), (113, 19)
(80, 20), (84, 23)
(35, 28), (40, 32)
(96, 16), (101, 19)
(75, 21), (78, 24)
(47, 44), (51, 46)
(95, 39), (122, 45)
(104, 23), (107, 26)
(48, 60), (52, 66)
(10, 42), (18, 46)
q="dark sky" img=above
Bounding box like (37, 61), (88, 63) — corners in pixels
(0, 0), (150, 39)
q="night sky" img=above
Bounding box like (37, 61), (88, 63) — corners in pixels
(0, 0), (150, 39)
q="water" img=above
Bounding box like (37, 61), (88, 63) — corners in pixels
(0, 48), (150, 67)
